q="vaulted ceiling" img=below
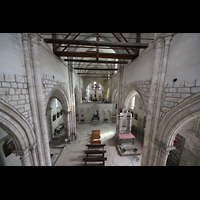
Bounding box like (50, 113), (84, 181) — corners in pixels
(41, 33), (152, 78)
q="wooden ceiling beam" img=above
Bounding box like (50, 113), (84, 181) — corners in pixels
(112, 33), (130, 54)
(74, 68), (118, 71)
(44, 38), (148, 49)
(64, 59), (128, 64)
(54, 51), (138, 59)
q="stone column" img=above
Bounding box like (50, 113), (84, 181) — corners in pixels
(29, 33), (51, 166)
(22, 33), (45, 166)
(141, 36), (164, 166)
(117, 65), (124, 113)
(13, 147), (31, 166)
(158, 146), (175, 166)
(29, 143), (38, 166)
(148, 35), (173, 165)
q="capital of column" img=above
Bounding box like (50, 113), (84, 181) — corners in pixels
(13, 146), (29, 156)
(164, 35), (173, 46)
(29, 143), (37, 151)
(153, 37), (164, 49)
(29, 33), (41, 45)
(22, 33), (29, 42)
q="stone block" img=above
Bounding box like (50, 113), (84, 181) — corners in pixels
(181, 93), (191, 98)
(191, 87), (200, 93)
(178, 98), (184, 103)
(12, 95), (19, 101)
(174, 80), (184, 87)
(23, 83), (27, 88)
(2, 82), (11, 87)
(14, 104), (24, 109)
(9, 101), (17, 106)
(25, 103), (30, 111)
(5, 74), (15, 82)
(19, 95), (25, 100)
(18, 100), (25, 104)
(166, 93), (172, 97)
(15, 75), (24, 83)
(165, 88), (168, 92)
(165, 97), (178, 102)
(163, 101), (174, 108)
(169, 88), (177, 93)
(18, 108), (25, 113)
(17, 83), (23, 88)
(0, 73), (4, 81)
(11, 82), (17, 88)
(9, 88), (15, 95)
(185, 80), (195, 87)
(167, 82), (173, 87)
(16, 89), (21, 94)
(196, 80), (200, 87)
(162, 107), (171, 113)
(178, 88), (190, 93)
(173, 93), (181, 98)
(22, 89), (27, 94)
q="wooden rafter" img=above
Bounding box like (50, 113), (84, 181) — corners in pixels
(62, 33), (80, 51)
(54, 33), (71, 51)
(64, 59), (128, 64)
(119, 33), (137, 54)
(44, 38), (148, 49)
(112, 33), (130, 54)
(54, 51), (138, 59)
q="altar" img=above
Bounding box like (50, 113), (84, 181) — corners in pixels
(114, 108), (141, 156)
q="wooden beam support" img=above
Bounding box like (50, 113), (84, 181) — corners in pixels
(44, 38), (148, 49)
(54, 51), (138, 59)
(74, 68), (118, 71)
(64, 59), (128, 64)
(119, 33), (137, 54)
(62, 33), (80, 51)
(54, 33), (71, 51)
(112, 33), (130, 54)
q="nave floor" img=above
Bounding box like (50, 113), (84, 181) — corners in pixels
(54, 122), (143, 166)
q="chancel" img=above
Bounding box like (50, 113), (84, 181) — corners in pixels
(0, 33), (200, 166)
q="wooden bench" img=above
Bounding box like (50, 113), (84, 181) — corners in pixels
(91, 140), (101, 144)
(92, 130), (100, 133)
(86, 144), (106, 150)
(92, 133), (100, 136)
(85, 150), (106, 157)
(83, 157), (107, 166)
(91, 135), (101, 139)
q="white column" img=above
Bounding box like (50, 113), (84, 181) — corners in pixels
(141, 37), (164, 166)
(29, 143), (38, 166)
(22, 33), (45, 166)
(29, 33), (51, 166)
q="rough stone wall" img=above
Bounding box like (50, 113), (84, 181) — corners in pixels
(41, 73), (70, 103)
(160, 79), (200, 120)
(0, 73), (33, 128)
(122, 80), (151, 109)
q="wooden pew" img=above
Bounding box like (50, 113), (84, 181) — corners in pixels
(83, 157), (107, 166)
(91, 134), (101, 139)
(91, 140), (101, 144)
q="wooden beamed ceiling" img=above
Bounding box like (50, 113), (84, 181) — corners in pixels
(43, 33), (148, 75)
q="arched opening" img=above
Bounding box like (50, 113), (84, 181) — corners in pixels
(166, 115), (200, 166)
(121, 85), (147, 165)
(154, 93), (200, 166)
(0, 99), (37, 166)
(85, 82), (105, 103)
(45, 84), (71, 144)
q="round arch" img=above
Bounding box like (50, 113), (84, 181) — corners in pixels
(154, 93), (200, 166)
(0, 99), (37, 166)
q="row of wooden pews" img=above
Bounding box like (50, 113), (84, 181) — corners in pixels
(83, 130), (107, 166)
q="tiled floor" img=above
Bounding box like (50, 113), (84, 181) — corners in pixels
(54, 122), (143, 166)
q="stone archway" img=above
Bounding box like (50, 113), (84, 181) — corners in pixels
(122, 84), (147, 114)
(45, 84), (71, 140)
(0, 99), (37, 166)
(153, 93), (200, 166)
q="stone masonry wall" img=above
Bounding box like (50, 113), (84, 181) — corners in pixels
(160, 79), (200, 120)
(0, 73), (33, 128)
(41, 73), (70, 103)
(122, 80), (151, 109)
